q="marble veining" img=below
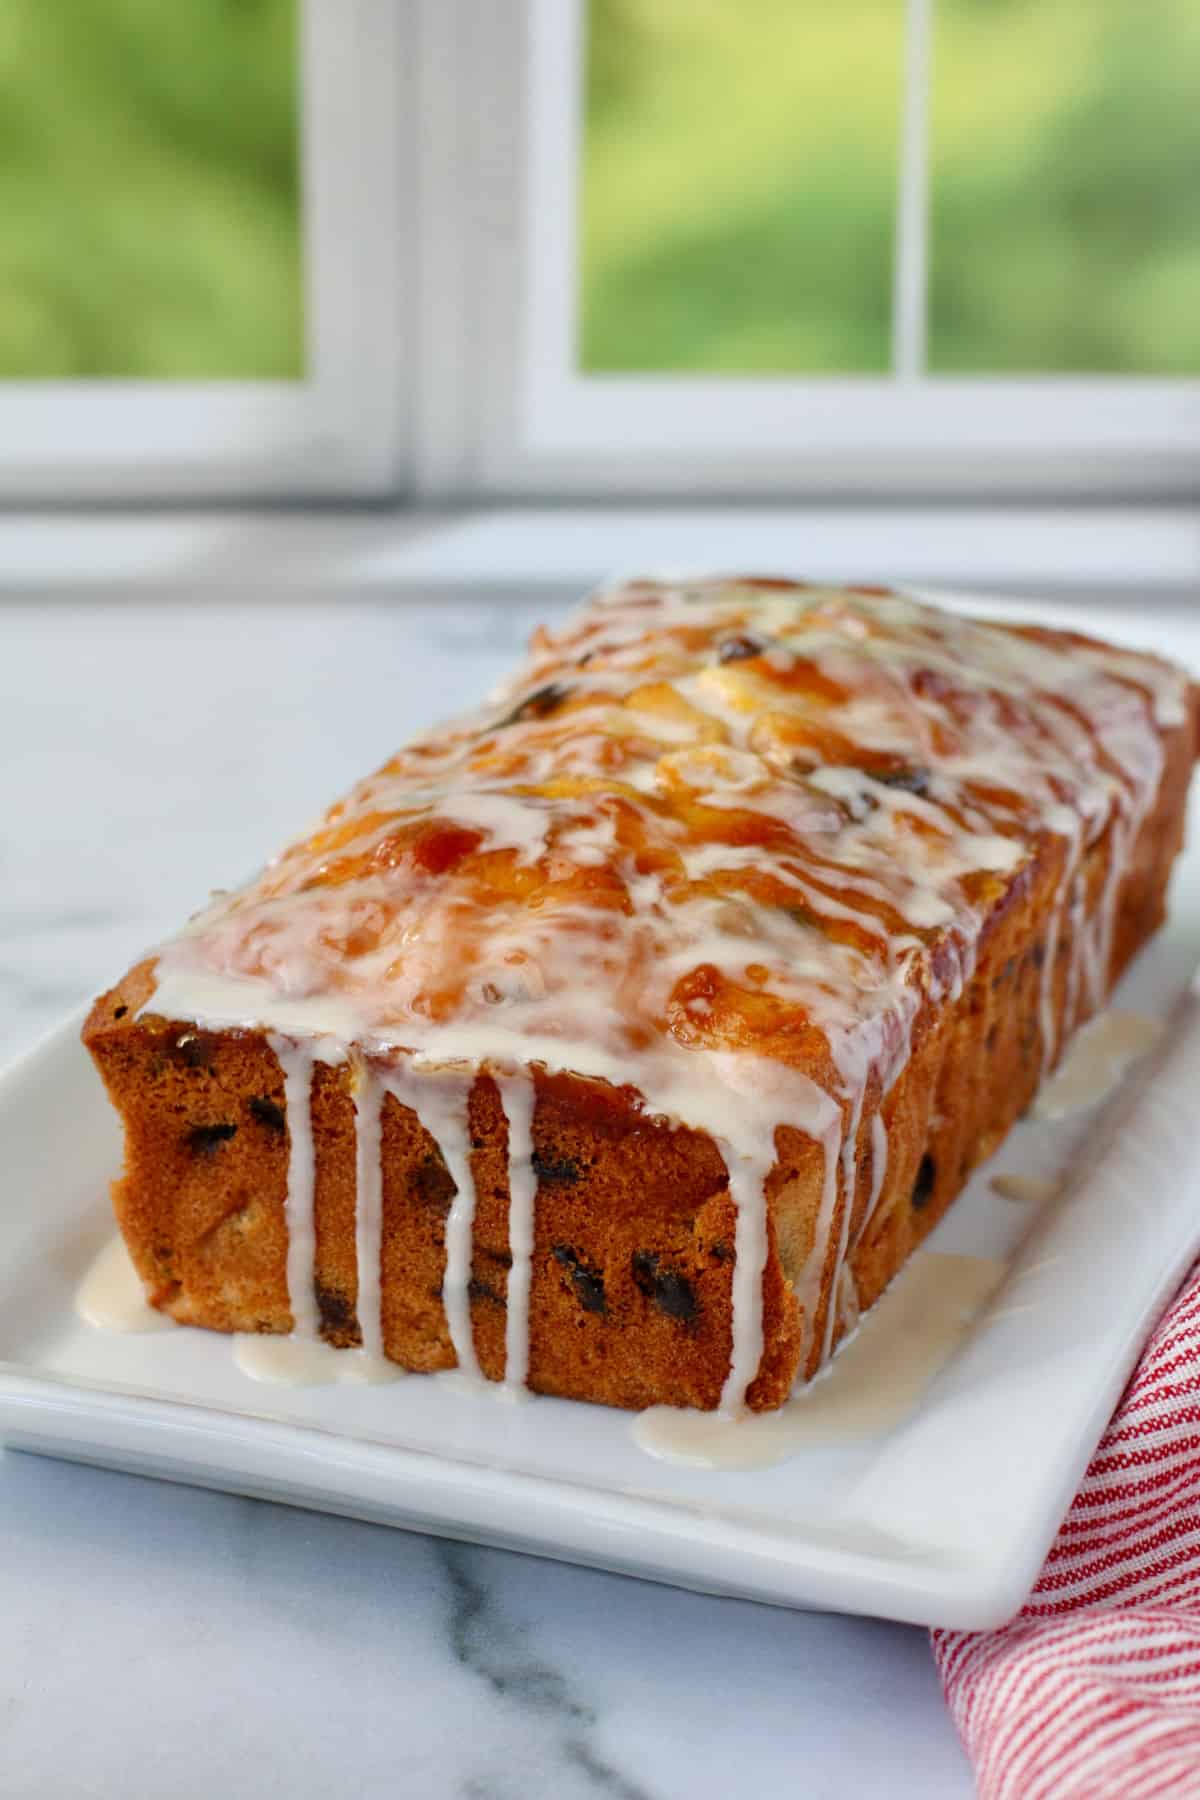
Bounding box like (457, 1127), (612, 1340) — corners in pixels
(439, 1543), (653, 1800)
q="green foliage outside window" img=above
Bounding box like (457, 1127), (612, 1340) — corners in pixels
(2, 0), (1194, 381)
(0, 0), (302, 378)
(582, 0), (1200, 376)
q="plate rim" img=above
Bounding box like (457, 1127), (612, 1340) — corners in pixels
(2, 975), (1198, 1632)
(0, 1357), (1025, 1627)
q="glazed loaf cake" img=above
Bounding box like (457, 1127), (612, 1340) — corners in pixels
(84, 580), (1198, 1413)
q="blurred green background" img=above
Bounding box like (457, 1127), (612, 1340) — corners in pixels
(2, 0), (1194, 380)
(0, 0), (302, 378)
(582, 0), (1200, 375)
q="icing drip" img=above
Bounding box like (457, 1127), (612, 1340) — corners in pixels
(353, 1066), (385, 1359)
(841, 1107), (893, 1300)
(1061, 870), (1086, 1049)
(135, 578), (1189, 1412)
(1038, 827), (1081, 1074)
(868, 1110), (889, 1222)
(836, 1262), (861, 1340)
(495, 1070), (538, 1395)
(717, 1145), (774, 1414)
(794, 1116), (844, 1371)
(271, 1035), (319, 1338)
(990, 1173), (1063, 1205)
(233, 1332), (401, 1386)
(824, 1083), (867, 1364)
(383, 1066), (481, 1381)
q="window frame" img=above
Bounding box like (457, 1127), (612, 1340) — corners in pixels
(4, 0), (1197, 507)
(0, 0), (411, 502)
(455, 0), (1200, 502)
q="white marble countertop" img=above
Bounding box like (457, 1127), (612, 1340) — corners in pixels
(0, 585), (986, 1798)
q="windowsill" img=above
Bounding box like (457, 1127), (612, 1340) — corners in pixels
(0, 502), (1196, 599)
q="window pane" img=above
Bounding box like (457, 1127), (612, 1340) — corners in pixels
(579, 0), (903, 374)
(0, 0), (303, 378)
(931, 0), (1200, 375)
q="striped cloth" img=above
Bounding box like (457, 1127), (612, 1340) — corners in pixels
(933, 1258), (1200, 1799)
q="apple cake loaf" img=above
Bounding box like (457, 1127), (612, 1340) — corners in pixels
(84, 580), (1198, 1412)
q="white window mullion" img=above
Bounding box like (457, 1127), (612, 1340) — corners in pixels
(300, 0), (411, 494)
(470, 0), (1200, 501)
(891, 0), (934, 381)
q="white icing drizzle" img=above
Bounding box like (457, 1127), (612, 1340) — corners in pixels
(495, 1070), (538, 1395)
(1038, 823), (1082, 1074)
(382, 1065), (481, 1381)
(718, 1145), (774, 1413)
(1061, 868), (1087, 1050)
(836, 1262), (861, 1340)
(270, 1035), (320, 1338)
(353, 1065), (385, 1359)
(846, 1106), (892, 1273)
(133, 579), (1189, 1414)
(823, 1079), (867, 1363)
(797, 1116), (845, 1372)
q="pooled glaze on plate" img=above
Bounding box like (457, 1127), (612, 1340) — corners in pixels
(989, 1173), (1065, 1205)
(1033, 1010), (1165, 1121)
(76, 1235), (175, 1335)
(233, 1332), (402, 1387)
(633, 1251), (1006, 1469)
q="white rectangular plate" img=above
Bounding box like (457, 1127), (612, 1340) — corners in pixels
(2, 809), (1198, 1633)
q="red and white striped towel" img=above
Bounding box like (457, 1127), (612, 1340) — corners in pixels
(933, 1257), (1200, 1799)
